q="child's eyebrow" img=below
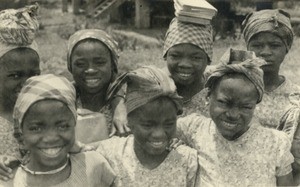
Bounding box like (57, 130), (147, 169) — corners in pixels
(26, 122), (44, 126)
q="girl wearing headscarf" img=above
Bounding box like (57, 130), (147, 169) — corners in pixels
(0, 4), (40, 179)
(242, 10), (300, 183)
(241, 9), (300, 129)
(0, 74), (115, 186)
(93, 66), (199, 187)
(67, 29), (129, 142)
(177, 49), (295, 186)
(163, 17), (213, 110)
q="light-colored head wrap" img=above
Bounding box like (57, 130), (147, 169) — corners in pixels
(108, 65), (183, 115)
(205, 49), (266, 103)
(242, 9), (294, 52)
(163, 18), (213, 63)
(67, 29), (119, 73)
(13, 74), (77, 142)
(0, 4), (39, 59)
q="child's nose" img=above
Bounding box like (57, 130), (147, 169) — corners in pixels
(42, 129), (60, 143)
(151, 127), (166, 139)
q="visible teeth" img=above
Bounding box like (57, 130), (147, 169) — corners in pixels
(41, 147), (62, 156)
(151, 142), (164, 146)
(85, 79), (99, 83)
(178, 73), (191, 77)
(222, 122), (238, 128)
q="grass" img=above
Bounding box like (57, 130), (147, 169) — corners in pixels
(36, 4), (300, 85)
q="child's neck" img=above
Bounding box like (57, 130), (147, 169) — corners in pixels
(79, 90), (107, 112)
(133, 141), (169, 170)
(22, 162), (71, 186)
(263, 72), (284, 92)
(176, 78), (204, 102)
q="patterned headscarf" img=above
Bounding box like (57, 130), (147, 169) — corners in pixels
(205, 49), (266, 103)
(67, 29), (119, 73)
(0, 4), (39, 59)
(108, 66), (183, 115)
(242, 9), (294, 52)
(13, 74), (77, 142)
(163, 18), (213, 63)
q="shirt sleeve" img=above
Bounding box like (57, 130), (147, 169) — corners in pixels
(275, 132), (294, 177)
(87, 151), (116, 187)
(177, 113), (207, 147)
(186, 148), (199, 187)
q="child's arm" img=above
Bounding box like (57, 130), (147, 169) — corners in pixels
(0, 155), (19, 181)
(109, 89), (130, 137)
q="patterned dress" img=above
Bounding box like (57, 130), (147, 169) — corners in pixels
(177, 113), (294, 187)
(255, 78), (300, 129)
(95, 136), (199, 187)
(2, 151), (115, 187)
(0, 116), (20, 159)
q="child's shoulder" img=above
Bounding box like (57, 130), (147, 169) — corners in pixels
(94, 136), (131, 150)
(70, 151), (108, 166)
(174, 144), (198, 158)
(170, 145), (198, 173)
(254, 125), (291, 147)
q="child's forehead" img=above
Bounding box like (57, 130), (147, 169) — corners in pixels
(1, 48), (39, 61)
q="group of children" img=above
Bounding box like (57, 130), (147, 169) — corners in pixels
(0, 3), (299, 187)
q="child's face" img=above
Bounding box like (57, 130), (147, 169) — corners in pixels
(70, 40), (113, 94)
(166, 43), (208, 86)
(247, 32), (287, 74)
(209, 75), (258, 140)
(0, 49), (40, 110)
(22, 100), (75, 171)
(128, 97), (177, 156)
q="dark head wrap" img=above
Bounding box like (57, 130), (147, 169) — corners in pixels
(108, 66), (183, 115)
(242, 9), (294, 52)
(67, 29), (119, 74)
(205, 49), (266, 103)
(163, 18), (213, 63)
(0, 4), (39, 59)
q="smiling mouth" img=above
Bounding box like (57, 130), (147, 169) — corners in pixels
(177, 72), (192, 79)
(84, 79), (101, 87)
(221, 121), (238, 129)
(40, 147), (63, 158)
(148, 141), (167, 149)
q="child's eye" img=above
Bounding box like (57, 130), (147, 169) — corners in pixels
(168, 53), (181, 59)
(141, 124), (153, 128)
(270, 43), (282, 49)
(94, 60), (106, 65)
(250, 43), (262, 49)
(8, 74), (21, 79)
(28, 126), (42, 132)
(191, 56), (204, 61)
(74, 61), (86, 68)
(164, 122), (175, 128)
(242, 105), (254, 110)
(57, 124), (70, 131)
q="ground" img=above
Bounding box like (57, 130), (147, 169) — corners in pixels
(36, 1), (300, 84)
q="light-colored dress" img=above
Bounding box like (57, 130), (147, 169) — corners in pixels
(0, 116), (20, 159)
(255, 78), (300, 129)
(2, 151), (115, 187)
(177, 113), (294, 187)
(95, 136), (199, 187)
